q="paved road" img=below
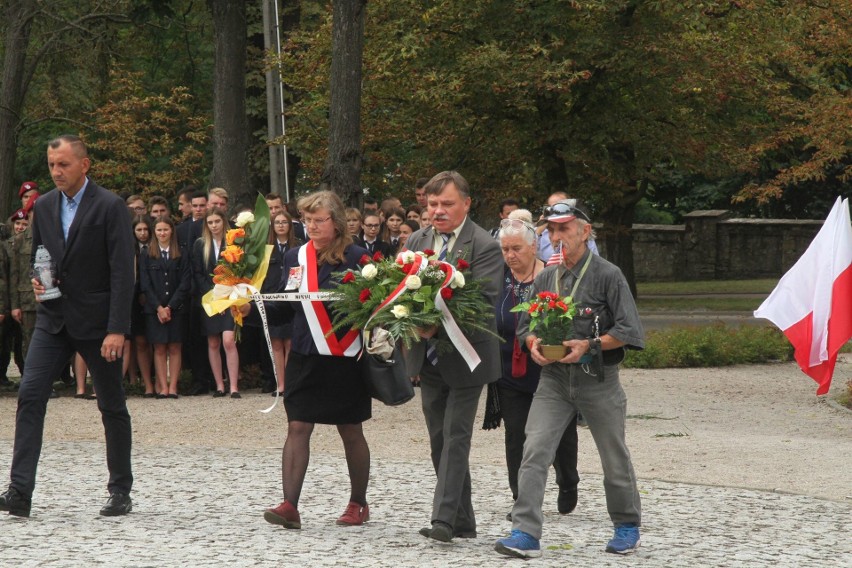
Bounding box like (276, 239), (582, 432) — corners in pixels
(0, 441), (848, 567)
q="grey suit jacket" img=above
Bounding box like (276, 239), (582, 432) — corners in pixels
(405, 218), (503, 387)
(31, 180), (135, 340)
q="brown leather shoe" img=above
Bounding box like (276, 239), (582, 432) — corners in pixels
(264, 499), (301, 529)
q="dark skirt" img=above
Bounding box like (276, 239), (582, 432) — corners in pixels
(130, 296), (146, 337)
(145, 310), (187, 344)
(284, 352), (371, 425)
(201, 309), (234, 336)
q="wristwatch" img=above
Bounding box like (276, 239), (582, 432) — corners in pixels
(587, 337), (601, 354)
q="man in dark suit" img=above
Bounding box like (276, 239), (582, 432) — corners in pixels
(0, 135), (135, 518)
(405, 171), (503, 542)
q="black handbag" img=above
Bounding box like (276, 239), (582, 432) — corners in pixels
(360, 342), (414, 406)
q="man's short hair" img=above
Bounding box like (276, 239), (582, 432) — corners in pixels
(126, 194), (144, 205)
(48, 134), (88, 158)
(208, 187), (229, 202)
(191, 190), (208, 201)
(148, 195), (169, 209)
(363, 196), (378, 207)
(499, 198), (520, 213)
(424, 171), (469, 200)
(415, 177), (429, 189)
(177, 186), (197, 200)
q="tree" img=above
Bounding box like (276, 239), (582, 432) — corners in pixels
(207, 0), (251, 202)
(319, 0), (367, 206)
(86, 69), (209, 198)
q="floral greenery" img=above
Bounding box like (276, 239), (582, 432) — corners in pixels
(510, 291), (576, 345)
(212, 194), (270, 286)
(330, 250), (497, 350)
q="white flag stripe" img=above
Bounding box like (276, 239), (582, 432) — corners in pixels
(754, 197), (852, 367)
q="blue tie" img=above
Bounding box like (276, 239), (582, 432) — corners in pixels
(438, 232), (451, 261)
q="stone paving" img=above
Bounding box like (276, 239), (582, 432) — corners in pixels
(0, 440), (848, 567)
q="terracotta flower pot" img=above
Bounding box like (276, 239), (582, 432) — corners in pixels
(539, 344), (567, 360)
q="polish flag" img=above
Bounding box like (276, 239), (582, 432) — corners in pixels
(754, 197), (852, 395)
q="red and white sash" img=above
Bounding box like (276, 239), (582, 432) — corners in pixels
(298, 242), (361, 357)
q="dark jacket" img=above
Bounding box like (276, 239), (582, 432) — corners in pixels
(139, 250), (191, 314)
(31, 181), (134, 339)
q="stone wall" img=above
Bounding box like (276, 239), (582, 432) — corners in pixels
(596, 211), (825, 281)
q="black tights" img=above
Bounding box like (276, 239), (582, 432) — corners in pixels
(281, 420), (370, 508)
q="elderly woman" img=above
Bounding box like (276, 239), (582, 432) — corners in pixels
(496, 209), (579, 518)
(248, 190), (372, 530)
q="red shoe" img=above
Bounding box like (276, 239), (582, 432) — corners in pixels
(263, 499), (301, 529)
(336, 501), (369, 526)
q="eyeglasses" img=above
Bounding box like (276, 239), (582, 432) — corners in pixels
(541, 202), (590, 223)
(499, 218), (535, 234)
(363, 223), (380, 229)
(303, 216), (332, 226)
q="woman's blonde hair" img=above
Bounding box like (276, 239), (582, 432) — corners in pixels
(298, 190), (349, 265)
(201, 208), (228, 267)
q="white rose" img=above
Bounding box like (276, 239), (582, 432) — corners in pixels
(405, 275), (422, 290)
(450, 270), (466, 289)
(361, 264), (378, 280)
(398, 250), (416, 264)
(391, 304), (409, 319)
(235, 211), (255, 228)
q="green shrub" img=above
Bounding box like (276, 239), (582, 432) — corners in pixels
(624, 324), (794, 368)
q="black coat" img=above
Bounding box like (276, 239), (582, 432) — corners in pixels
(139, 250), (191, 314)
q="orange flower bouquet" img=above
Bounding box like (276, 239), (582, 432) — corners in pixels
(202, 194), (272, 339)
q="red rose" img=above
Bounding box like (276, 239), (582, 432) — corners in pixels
(342, 271), (355, 284)
(440, 287), (453, 300)
(548, 301), (556, 309)
(372, 251), (384, 262)
(359, 254), (371, 265)
(456, 259), (470, 270)
(537, 292), (550, 300)
(358, 288), (371, 302)
(423, 249), (435, 256)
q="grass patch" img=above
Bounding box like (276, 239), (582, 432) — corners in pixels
(637, 297), (764, 312)
(637, 279), (777, 295)
(624, 324), (793, 368)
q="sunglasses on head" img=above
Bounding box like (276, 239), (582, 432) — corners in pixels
(499, 218), (535, 234)
(542, 202), (590, 223)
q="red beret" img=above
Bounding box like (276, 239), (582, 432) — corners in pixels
(9, 209), (27, 222)
(19, 181), (39, 199)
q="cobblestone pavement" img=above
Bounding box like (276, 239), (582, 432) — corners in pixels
(0, 441), (848, 567)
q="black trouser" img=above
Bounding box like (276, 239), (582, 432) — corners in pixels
(11, 327), (133, 498)
(497, 384), (579, 501)
(188, 301), (213, 390)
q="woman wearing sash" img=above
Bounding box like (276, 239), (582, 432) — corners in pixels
(250, 190), (372, 530)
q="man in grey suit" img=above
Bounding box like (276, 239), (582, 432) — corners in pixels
(406, 171), (503, 542)
(0, 135), (135, 518)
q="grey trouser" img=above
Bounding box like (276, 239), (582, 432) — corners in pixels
(511, 363), (641, 539)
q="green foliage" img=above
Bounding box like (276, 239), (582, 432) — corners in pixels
(623, 324), (794, 368)
(242, 194), (271, 280)
(86, 68), (210, 198)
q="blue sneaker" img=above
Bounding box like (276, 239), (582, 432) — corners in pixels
(606, 523), (640, 554)
(495, 529), (541, 559)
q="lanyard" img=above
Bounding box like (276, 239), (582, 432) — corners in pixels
(555, 251), (593, 299)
